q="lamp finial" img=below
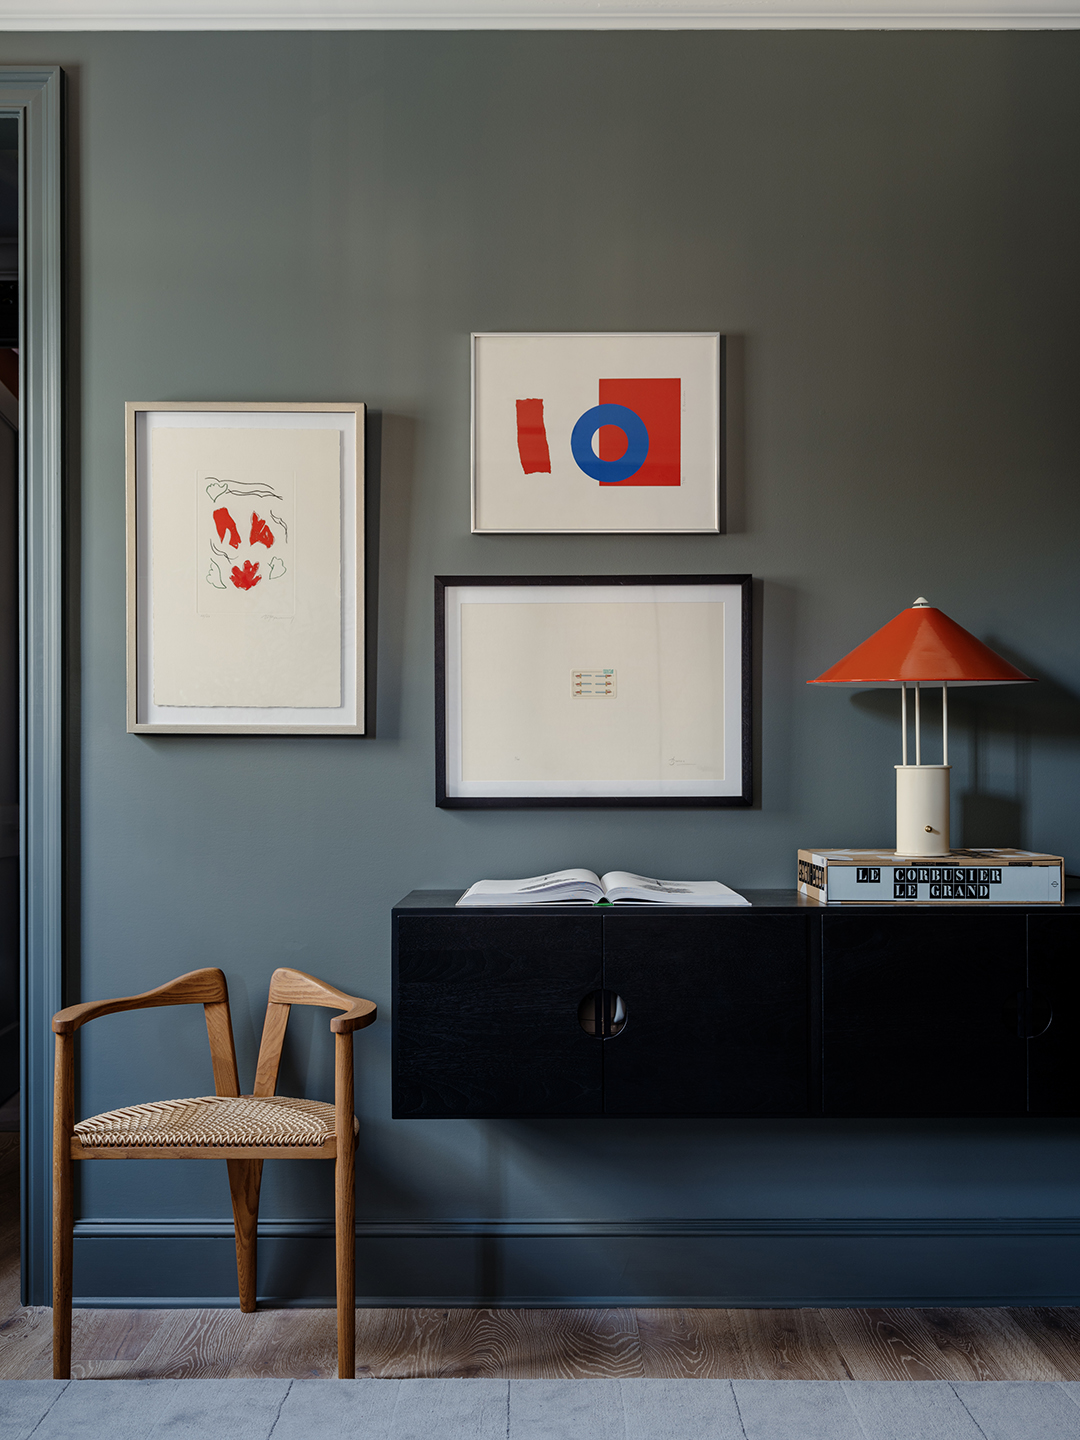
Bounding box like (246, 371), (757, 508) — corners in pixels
(912, 597), (931, 607)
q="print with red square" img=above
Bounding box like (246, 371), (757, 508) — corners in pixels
(597, 378), (681, 486)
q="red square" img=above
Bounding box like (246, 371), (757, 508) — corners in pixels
(598, 378), (681, 486)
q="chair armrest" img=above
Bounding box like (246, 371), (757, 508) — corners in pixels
(52, 968), (229, 1035)
(268, 967), (376, 1033)
(330, 999), (377, 1034)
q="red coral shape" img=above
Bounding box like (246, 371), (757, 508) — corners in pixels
(213, 506), (242, 548)
(250, 512), (275, 548)
(230, 560), (261, 590)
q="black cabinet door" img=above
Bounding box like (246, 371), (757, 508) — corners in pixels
(1028, 910), (1080, 1116)
(601, 912), (811, 1116)
(822, 911), (1027, 1116)
(393, 912), (603, 1117)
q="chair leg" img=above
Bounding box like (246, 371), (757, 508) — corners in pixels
(227, 1159), (263, 1312)
(335, 1151), (355, 1378)
(52, 1031), (75, 1380)
(52, 1147), (73, 1378)
(334, 1027), (358, 1379)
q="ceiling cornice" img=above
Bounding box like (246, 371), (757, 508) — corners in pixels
(1, 0), (1078, 30)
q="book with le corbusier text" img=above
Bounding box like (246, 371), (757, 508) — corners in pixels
(797, 848), (1064, 904)
(456, 869), (751, 907)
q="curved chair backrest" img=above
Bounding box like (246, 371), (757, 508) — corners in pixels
(254, 967), (376, 1099)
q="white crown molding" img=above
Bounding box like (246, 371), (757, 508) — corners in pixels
(0, 0), (1078, 30)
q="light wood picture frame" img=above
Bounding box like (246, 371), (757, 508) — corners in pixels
(471, 332), (722, 534)
(126, 401), (365, 735)
(436, 574), (752, 808)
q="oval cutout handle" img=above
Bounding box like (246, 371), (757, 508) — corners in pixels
(578, 989), (627, 1038)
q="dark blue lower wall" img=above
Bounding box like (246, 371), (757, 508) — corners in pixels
(71, 1226), (1080, 1309)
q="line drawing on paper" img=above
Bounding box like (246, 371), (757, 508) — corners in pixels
(205, 477), (282, 502)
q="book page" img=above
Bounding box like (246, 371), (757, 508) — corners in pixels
(476, 869), (601, 896)
(600, 872), (699, 897)
(600, 872), (750, 905)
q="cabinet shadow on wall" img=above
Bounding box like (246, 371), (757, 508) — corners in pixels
(851, 644), (1080, 850)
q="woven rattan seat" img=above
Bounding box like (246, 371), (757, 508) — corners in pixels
(74, 1093), (339, 1149)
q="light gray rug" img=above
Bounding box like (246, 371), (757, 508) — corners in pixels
(4, 1378), (1080, 1439)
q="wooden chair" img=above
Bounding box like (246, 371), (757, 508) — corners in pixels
(51, 965), (376, 1380)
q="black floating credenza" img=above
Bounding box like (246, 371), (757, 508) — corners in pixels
(391, 890), (1080, 1120)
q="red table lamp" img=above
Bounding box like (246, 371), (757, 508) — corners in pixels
(809, 598), (1033, 856)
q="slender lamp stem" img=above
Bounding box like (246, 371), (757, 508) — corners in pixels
(915, 681), (922, 766)
(901, 682), (908, 765)
(942, 680), (948, 766)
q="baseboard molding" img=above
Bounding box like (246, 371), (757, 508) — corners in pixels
(72, 1216), (1080, 1309)
(73, 1215), (1080, 1240)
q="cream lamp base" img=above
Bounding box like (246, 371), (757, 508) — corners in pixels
(895, 764), (951, 856)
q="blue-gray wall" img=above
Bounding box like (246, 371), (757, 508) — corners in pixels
(8, 29), (1080, 1304)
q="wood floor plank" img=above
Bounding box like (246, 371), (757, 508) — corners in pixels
(723, 1308), (855, 1380)
(350, 1307), (452, 1378)
(821, 1307), (961, 1381)
(437, 1306), (643, 1379)
(997, 1308), (1080, 1381)
(227, 1306), (339, 1378)
(637, 1307), (747, 1378)
(0, 1304), (53, 1379)
(909, 1306), (1067, 1382)
(113, 1306), (256, 1379)
(637, 1307), (854, 1380)
(70, 1307), (187, 1379)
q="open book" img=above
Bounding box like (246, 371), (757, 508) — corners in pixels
(456, 869), (751, 907)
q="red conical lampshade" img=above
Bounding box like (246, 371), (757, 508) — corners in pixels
(809, 599), (1033, 686)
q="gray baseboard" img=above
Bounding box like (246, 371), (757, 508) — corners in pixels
(70, 1216), (1080, 1309)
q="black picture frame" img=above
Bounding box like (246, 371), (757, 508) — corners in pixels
(435, 574), (752, 809)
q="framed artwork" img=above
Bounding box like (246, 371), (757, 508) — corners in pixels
(435, 575), (752, 808)
(471, 332), (722, 534)
(126, 401), (365, 735)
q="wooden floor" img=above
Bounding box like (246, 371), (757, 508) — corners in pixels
(4, 1135), (1080, 1382)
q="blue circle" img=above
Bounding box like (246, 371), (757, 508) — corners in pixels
(570, 403), (650, 484)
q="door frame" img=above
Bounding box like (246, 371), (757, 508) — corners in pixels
(1, 66), (63, 1308)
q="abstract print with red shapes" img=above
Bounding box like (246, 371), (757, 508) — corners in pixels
(204, 477), (289, 599)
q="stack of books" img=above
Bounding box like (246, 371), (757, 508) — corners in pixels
(797, 848), (1064, 904)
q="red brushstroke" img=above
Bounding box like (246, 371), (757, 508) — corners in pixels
(598, 378), (681, 486)
(515, 398), (552, 474)
(250, 512), (275, 548)
(213, 506), (242, 548)
(230, 560), (261, 590)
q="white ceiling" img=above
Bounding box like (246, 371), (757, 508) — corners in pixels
(1, 0), (1077, 29)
